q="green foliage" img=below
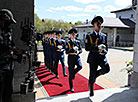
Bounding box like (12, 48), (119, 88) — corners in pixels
(34, 13), (83, 35)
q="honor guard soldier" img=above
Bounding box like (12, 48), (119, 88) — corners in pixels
(66, 28), (82, 92)
(47, 31), (53, 72)
(0, 9), (23, 102)
(85, 16), (110, 96)
(54, 31), (67, 79)
(42, 31), (49, 67)
(48, 31), (56, 74)
(46, 31), (51, 70)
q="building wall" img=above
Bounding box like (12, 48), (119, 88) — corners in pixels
(77, 27), (134, 47)
(77, 27), (93, 40)
(116, 10), (136, 22)
(131, 0), (138, 88)
(117, 28), (134, 46)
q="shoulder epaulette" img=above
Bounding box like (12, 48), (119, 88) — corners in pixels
(88, 32), (94, 35)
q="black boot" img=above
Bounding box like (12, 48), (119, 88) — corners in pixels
(56, 75), (59, 79)
(64, 74), (67, 77)
(69, 79), (74, 92)
(89, 83), (94, 96)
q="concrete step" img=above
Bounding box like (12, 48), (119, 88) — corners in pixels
(36, 87), (138, 102)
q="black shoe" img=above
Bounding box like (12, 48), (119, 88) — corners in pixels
(64, 74), (67, 77)
(70, 88), (74, 92)
(56, 75), (59, 79)
(90, 92), (94, 97)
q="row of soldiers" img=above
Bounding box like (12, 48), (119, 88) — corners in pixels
(42, 29), (82, 92)
(42, 16), (110, 96)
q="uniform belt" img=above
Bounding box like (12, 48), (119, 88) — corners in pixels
(90, 51), (99, 53)
(56, 49), (60, 52)
(69, 53), (76, 55)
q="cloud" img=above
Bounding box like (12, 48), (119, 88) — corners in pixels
(48, 5), (102, 13)
(48, 6), (83, 12)
(74, 0), (105, 4)
(84, 5), (101, 12)
(115, 0), (132, 7)
(61, 16), (65, 18)
(104, 5), (117, 13)
(67, 14), (91, 17)
(47, 9), (54, 12)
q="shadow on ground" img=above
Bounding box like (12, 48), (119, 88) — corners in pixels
(36, 88), (138, 102)
(70, 97), (92, 102)
(102, 88), (138, 102)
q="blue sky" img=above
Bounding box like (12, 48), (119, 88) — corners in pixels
(35, 0), (132, 23)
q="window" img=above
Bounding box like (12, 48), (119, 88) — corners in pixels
(83, 34), (85, 40)
(131, 14), (133, 18)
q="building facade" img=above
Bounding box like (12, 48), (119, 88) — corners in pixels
(75, 3), (136, 47)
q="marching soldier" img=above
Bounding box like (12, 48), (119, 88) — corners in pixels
(54, 31), (67, 79)
(47, 31), (52, 72)
(85, 16), (110, 96)
(42, 31), (49, 67)
(66, 28), (82, 92)
(0, 9), (22, 102)
(48, 31), (56, 74)
(46, 31), (51, 70)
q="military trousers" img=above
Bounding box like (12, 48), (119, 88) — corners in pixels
(54, 53), (66, 76)
(88, 54), (110, 84)
(68, 55), (82, 80)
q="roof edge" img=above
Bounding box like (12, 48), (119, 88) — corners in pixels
(111, 6), (136, 13)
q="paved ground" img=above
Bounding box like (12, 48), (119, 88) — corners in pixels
(35, 48), (134, 99)
(64, 48), (133, 86)
(104, 48), (133, 86)
(36, 87), (138, 102)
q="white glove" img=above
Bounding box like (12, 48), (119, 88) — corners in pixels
(58, 45), (63, 50)
(60, 49), (64, 52)
(73, 46), (79, 51)
(98, 44), (107, 55)
(98, 44), (106, 50)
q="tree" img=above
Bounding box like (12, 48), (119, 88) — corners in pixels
(34, 13), (83, 34)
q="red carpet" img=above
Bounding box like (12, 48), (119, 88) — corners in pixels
(35, 64), (104, 97)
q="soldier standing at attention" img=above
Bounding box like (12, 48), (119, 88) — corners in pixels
(54, 31), (67, 79)
(66, 28), (82, 92)
(85, 16), (110, 96)
(0, 9), (22, 102)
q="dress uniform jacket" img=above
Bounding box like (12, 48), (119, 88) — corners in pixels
(85, 31), (108, 64)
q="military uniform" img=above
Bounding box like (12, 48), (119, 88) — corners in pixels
(66, 28), (82, 92)
(54, 31), (67, 78)
(48, 31), (56, 73)
(42, 31), (49, 67)
(45, 31), (50, 69)
(85, 16), (110, 96)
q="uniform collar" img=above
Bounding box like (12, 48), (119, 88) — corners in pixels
(71, 38), (76, 42)
(94, 30), (101, 36)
